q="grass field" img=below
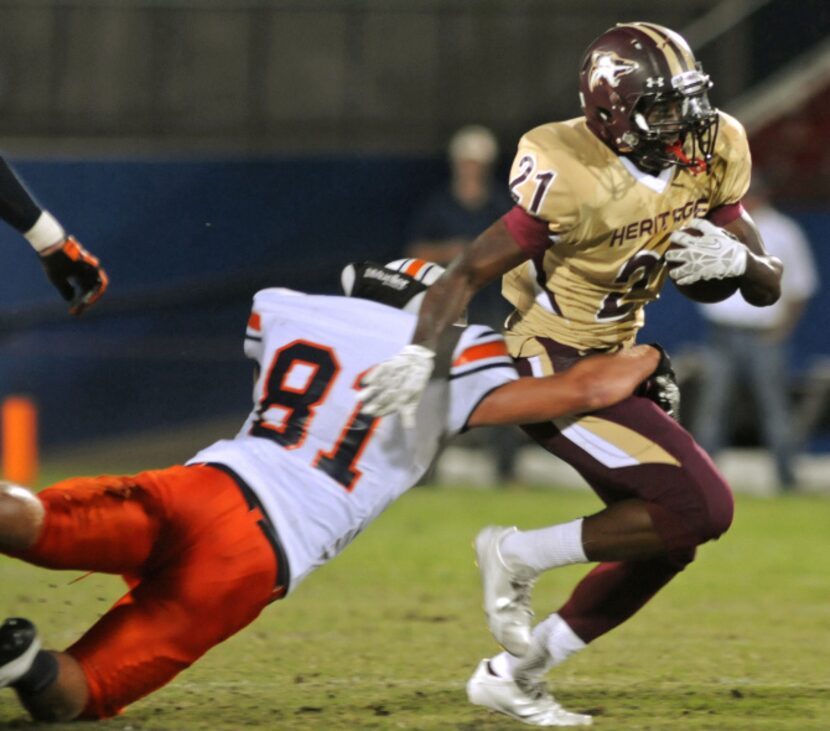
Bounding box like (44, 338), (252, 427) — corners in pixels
(1, 484), (829, 730)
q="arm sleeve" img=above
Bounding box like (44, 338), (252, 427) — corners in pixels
(243, 309), (264, 363)
(0, 157), (43, 232)
(707, 201), (745, 226)
(501, 205), (552, 257)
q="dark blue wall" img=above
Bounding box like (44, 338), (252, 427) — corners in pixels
(0, 157), (452, 448)
(1, 157), (449, 307)
(0, 158), (827, 449)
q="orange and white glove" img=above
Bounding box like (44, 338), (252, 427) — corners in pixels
(40, 237), (109, 316)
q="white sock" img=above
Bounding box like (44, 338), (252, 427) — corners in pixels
(500, 518), (588, 574)
(490, 614), (587, 681)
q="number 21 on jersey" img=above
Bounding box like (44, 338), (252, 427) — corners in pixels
(509, 154), (557, 215)
(250, 340), (380, 491)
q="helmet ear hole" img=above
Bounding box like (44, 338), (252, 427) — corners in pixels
(597, 108), (612, 123)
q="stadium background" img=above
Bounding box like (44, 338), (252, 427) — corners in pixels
(0, 0), (828, 463)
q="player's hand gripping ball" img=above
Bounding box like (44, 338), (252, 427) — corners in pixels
(666, 218), (745, 303)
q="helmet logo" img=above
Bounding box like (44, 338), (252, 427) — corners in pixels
(588, 51), (638, 91)
(645, 77), (665, 88)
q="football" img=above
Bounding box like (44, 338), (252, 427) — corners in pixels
(674, 273), (740, 303)
(668, 226), (740, 303)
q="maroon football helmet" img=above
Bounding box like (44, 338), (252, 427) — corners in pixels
(579, 22), (718, 173)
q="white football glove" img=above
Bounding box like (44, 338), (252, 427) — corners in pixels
(666, 218), (748, 286)
(357, 344), (435, 428)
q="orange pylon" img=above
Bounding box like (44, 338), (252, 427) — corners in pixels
(2, 396), (38, 485)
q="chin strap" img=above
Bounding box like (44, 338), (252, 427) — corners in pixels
(666, 142), (708, 175)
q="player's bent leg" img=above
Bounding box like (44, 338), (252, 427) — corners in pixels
(4, 474), (164, 574)
(0, 618), (88, 722)
(0, 483), (44, 553)
(579, 499), (666, 561)
(65, 465), (283, 719)
(523, 426), (731, 643)
(66, 545), (278, 719)
(514, 368), (734, 647)
(557, 553), (694, 643)
(522, 394), (734, 558)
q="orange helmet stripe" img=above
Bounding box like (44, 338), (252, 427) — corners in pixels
(404, 258), (428, 277)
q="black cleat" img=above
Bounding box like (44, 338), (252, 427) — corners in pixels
(0, 618), (40, 688)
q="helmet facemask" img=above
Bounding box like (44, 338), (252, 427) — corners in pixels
(625, 67), (718, 174)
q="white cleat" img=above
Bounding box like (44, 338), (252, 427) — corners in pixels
(467, 658), (592, 727)
(475, 525), (537, 656)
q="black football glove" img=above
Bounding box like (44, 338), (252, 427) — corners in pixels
(40, 237), (108, 316)
(637, 343), (680, 421)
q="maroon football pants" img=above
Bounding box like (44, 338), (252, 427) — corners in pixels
(516, 345), (733, 643)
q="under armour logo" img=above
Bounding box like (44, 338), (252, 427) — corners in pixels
(588, 51), (638, 91)
(646, 77), (665, 88)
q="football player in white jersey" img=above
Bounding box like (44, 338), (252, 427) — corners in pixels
(0, 155), (107, 315)
(358, 23), (785, 727)
(0, 259), (661, 723)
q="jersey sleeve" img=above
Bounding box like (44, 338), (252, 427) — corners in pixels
(446, 325), (518, 434)
(709, 112), (752, 210)
(243, 287), (304, 364)
(508, 126), (579, 237)
(243, 308), (264, 364)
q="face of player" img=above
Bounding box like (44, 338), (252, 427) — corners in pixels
(642, 93), (714, 143)
(623, 92), (717, 176)
(645, 98), (683, 137)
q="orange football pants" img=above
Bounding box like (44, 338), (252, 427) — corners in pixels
(15, 464), (284, 719)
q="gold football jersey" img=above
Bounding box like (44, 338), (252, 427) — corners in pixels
(503, 111), (750, 358)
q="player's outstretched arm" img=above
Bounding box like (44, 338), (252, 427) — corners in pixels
(412, 219), (528, 347)
(468, 345), (660, 427)
(358, 218), (528, 419)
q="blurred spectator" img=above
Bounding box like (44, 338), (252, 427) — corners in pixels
(406, 124), (513, 329)
(692, 174), (820, 490)
(406, 125), (520, 484)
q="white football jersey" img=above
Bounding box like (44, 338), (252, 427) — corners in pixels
(188, 289), (517, 590)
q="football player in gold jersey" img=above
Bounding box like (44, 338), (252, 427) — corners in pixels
(360, 22), (784, 726)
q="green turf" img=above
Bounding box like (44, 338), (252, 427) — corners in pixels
(1, 485), (829, 729)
